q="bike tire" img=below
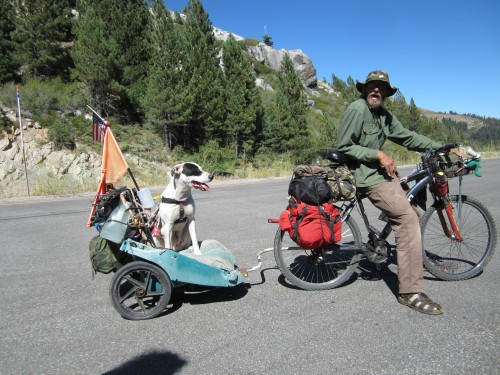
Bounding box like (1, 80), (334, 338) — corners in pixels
(421, 195), (497, 281)
(110, 261), (172, 320)
(274, 215), (363, 290)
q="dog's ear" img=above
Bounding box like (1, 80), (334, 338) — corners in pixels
(170, 164), (183, 177)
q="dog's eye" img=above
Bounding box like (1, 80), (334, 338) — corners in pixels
(183, 163), (202, 176)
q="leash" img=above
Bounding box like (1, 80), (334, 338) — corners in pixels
(240, 247), (275, 276)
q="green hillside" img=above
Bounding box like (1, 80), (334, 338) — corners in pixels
(1, 0), (499, 180)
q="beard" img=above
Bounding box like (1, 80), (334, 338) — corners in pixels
(367, 92), (383, 108)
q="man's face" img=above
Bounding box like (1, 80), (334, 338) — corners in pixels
(364, 81), (388, 109)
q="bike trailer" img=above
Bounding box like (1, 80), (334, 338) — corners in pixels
(119, 239), (245, 288)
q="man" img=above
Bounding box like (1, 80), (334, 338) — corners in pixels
(337, 70), (443, 315)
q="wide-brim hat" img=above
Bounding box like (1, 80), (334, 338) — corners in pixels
(356, 70), (398, 97)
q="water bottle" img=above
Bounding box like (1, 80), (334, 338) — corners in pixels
(100, 200), (131, 243)
(466, 147), (481, 159)
(434, 171), (448, 196)
(137, 188), (155, 209)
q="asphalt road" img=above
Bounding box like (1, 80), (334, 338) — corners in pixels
(1, 159), (499, 375)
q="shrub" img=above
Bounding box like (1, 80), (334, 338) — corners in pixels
(239, 38), (260, 48)
(190, 139), (238, 175)
(48, 119), (75, 150)
(1, 78), (85, 120)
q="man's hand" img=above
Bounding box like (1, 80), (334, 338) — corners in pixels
(377, 151), (397, 177)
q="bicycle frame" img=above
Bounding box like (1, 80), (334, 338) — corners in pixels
(338, 159), (463, 259)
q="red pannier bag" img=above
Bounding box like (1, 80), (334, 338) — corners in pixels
(279, 196), (341, 249)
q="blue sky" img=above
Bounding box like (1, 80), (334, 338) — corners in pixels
(164, 0), (500, 119)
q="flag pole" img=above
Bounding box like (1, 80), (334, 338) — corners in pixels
(16, 86), (30, 196)
(86, 105), (106, 123)
(127, 168), (140, 190)
(88, 106), (140, 191)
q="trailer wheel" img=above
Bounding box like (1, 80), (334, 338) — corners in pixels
(110, 261), (172, 320)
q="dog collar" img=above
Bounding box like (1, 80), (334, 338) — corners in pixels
(161, 197), (182, 204)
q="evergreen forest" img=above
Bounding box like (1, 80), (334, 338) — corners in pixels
(1, 0), (498, 176)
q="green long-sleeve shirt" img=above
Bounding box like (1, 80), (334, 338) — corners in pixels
(337, 99), (441, 187)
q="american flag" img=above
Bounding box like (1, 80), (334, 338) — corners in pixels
(92, 112), (107, 143)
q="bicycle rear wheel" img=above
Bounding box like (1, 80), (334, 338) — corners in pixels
(421, 195), (497, 281)
(274, 216), (362, 290)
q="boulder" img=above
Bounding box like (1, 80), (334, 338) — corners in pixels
(286, 49), (317, 88)
(0, 137), (11, 151)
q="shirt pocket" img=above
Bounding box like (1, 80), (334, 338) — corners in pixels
(361, 122), (380, 148)
(362, 122), (379, 135)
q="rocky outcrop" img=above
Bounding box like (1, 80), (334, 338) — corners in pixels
(246, 43), (317, 89)
(0, 123), (167, 198)
(212, 26), (244, 42)
(0, 129), (103, 197)
(168, 12), (319, 92)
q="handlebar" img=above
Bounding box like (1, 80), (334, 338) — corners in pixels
(420, 144), (483, 178)
(438, 143), (458, 152)
(326, 145), (481, 178)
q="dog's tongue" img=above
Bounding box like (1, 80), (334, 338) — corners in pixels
(191, 181), (210, 191)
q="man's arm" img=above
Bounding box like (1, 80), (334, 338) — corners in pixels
(385, 111), (441, 151)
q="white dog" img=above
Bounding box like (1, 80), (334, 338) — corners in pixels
(154, 162), (213, 255)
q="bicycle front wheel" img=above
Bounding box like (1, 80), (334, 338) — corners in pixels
(274, 216), (363, 290)
(421, 195), (497, 281)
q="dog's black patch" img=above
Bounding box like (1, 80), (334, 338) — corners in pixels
(182, 162), (203, 177)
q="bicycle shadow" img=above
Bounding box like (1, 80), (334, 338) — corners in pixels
(358, 259), (399, 297)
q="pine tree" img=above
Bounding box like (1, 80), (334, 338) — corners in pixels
(316, 111), (338, 150)
(11, 0), (73, 80)
(222, 35), (263, 157)
(406, 98), (422, 132)
(332, 74), (358, 104)
(183, 0), (225, 150)
(145, 0), (191, 150)
(0, 0), (16, 83)
(386, 90), (410, 127)
(71, 0), (151, 120)
(92, 0), (152, 120)
(263, 53), (309, 155)
(263, 34), (273, 47)
(71, 0), (121, 116)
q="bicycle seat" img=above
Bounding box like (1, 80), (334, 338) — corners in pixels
(325, 150), (347, 164)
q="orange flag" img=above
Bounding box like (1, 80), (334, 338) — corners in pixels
(101, 128), (129, 186)
(87, 128), (129, 227)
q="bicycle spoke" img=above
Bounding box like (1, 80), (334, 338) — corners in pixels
(422, 196), (496, 280)
(274, 216), (363, 290)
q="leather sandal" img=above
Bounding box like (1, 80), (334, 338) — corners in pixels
(398, 292), (443, 315)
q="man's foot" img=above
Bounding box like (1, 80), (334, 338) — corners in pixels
(398, 292), (443, 315)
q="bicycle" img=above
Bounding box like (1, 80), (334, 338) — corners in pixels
(272, 144), (497, 291)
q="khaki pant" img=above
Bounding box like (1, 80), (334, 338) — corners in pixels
(361, 181), (424, 294)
